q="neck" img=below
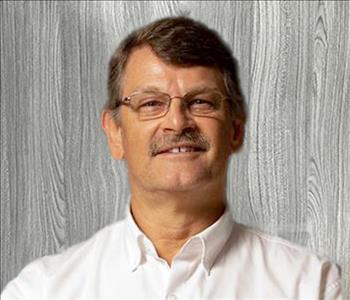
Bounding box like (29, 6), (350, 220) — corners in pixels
(130, 186), (226, 266)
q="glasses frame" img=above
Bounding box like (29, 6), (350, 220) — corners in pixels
(117, 89), (230, 121)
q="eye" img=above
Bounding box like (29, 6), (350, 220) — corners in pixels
(189, 98), (215, 108)
(137, 98), (168, 113)
(141, 100), (164, 107)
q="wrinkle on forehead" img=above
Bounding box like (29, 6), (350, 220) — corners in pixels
(121, 45), (226, 98)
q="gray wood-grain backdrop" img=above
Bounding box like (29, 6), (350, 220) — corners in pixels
(1, 0), (349, 297)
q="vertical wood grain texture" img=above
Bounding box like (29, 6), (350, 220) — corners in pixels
(1, 0), (66, 290)
(1, 1), (349, 296)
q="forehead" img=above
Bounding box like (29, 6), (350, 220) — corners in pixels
(121, 45), (226, 97)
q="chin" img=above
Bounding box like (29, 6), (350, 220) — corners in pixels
(151, 172), (213, 192)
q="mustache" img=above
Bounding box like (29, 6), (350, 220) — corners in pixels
(149, 129), (211, 157)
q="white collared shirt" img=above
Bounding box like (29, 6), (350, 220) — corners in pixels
(2, 206), (341, 299)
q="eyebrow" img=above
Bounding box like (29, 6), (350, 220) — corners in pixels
(130, 85), (223, 96)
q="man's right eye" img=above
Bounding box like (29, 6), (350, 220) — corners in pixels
(137, 99), (167, 112)
(141, 100), (164, 107)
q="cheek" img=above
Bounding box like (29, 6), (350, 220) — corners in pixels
(121, 124), (154, 161)
(124, 134), (144, 160)
(206, 122), (233, 153)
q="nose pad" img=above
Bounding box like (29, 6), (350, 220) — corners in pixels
(169, 96), (188, 114)
(162, 97), (195, 132)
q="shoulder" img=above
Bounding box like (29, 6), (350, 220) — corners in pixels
(234, 222), (314, 256)
(1, 219), (127, 299)
(234, 222), (333, 264)
(229, 222), (341, 298)
(41, 220), (126, 275)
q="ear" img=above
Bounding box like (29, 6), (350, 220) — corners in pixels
(101, 110), (125, 160)
(230, 113), (245, 153)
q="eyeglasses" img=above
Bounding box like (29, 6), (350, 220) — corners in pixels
(118, 89), (229, 121)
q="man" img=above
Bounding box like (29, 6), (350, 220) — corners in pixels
(2, 16), (341, 299)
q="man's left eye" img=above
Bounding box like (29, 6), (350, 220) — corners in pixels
(189, 99), (214, 107)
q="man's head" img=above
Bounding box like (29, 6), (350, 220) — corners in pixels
(104, 16), (245, 122)
(102, 16), (246, 195)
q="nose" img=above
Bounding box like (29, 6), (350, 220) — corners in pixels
(160, 97), (196, 133)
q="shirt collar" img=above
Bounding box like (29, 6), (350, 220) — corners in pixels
(195, 207), (234, 274)
(124, 205), (144, 272)
(124, 204), (234, 275)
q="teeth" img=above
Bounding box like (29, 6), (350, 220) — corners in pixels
(167, 147), (195, 153)
(180, 147), (193, 152)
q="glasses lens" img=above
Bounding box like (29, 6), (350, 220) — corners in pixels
(132, 92), (169, 120)
(185, 91), (223, 116)
(126, 90), (225, 120)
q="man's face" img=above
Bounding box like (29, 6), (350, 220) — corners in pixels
(104, 45), (242, 193)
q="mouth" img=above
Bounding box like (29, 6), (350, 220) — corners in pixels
(155, 145), (206, 156)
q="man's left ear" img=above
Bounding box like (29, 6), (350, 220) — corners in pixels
(101, 110), (125, 160)
(230, 114), (245, 153)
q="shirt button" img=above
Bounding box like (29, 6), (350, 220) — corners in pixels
(166, 294), (177, 300)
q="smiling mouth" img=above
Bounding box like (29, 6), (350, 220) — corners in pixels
(158, 146), (205, 155)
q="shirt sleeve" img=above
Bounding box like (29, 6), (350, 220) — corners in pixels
(1, 260), (45, 299)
